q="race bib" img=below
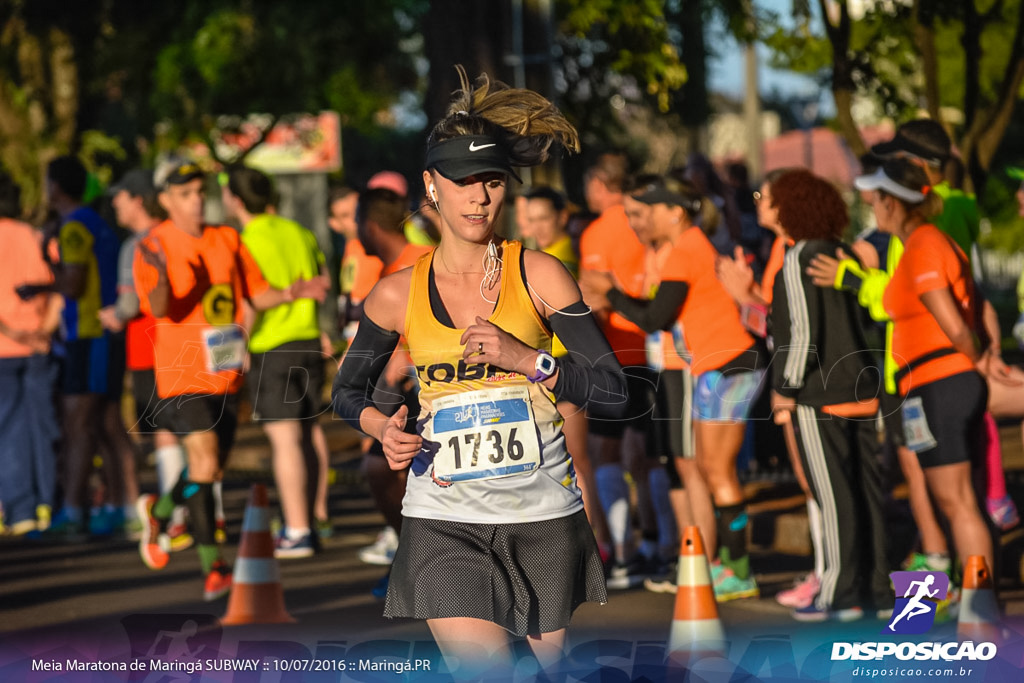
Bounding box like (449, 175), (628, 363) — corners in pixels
(902, 396), (937, 453)
(430, 386), (542, 484)
(741, 303), (768, 338)
(201, 326), (247, 373)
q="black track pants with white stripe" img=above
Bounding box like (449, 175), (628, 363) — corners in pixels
(795, 405), (891, 612)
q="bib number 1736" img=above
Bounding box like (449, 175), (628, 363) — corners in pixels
(430, 386), (541, 484)
(448, 428), (525, 469)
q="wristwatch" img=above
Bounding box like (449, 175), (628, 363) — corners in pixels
(527, 350), (557, 383)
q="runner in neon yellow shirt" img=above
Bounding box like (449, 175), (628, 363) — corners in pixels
(222, 167), (332, 558)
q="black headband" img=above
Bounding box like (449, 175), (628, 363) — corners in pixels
(425, 135), (522, 183)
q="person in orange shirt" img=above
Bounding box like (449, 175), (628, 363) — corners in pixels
(0, 170), (61, 535)
(327, 186), (358, 311)
(716, 168), (795, 311)
(336, 185), (384, 338)
(100, 168), (193, 550)
(133, 161), (327, 601)
(350, 187), (433, 592)
(578, 152), (659, 587)
(715, 168), (830, 611)
(861, 157), (1009, 575)
(614, 177), (703, 595)
(582, 172), (766, 602)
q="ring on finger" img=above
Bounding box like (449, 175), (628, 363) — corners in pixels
(478, 342), (484, 353)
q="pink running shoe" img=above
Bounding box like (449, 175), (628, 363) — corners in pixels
(987, 495), (1020, 531)
(776, 573), (819, 609)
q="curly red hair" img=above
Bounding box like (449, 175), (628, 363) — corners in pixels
(771, 169), (848, 242)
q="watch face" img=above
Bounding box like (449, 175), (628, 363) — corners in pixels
(536, 352), (556, 378)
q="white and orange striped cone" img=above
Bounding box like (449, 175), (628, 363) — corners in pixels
(221, 484), (295, 625)
(957, 555), (1000, 643)
(666, 526), (727, 667)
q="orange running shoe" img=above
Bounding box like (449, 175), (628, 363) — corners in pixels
(136, 495), (169, 570)
(203, 560), (233, 601)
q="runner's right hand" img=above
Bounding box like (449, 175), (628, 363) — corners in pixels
(137, 239), (168, 275)
(381, 404), (422, 470)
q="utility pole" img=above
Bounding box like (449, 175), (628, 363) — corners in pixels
(743, 0), (763, 179)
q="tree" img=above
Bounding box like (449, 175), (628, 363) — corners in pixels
(0, 0), (111, 219)
(554, 0), (688, 146)
(763, 0), (1024, 196)
(1, 0), (427, 217)
(137, 1), (422, 165)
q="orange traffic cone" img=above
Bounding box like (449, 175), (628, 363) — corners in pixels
(221, 484), (295, 625)
(666, 526), (726, 665)
(957, 555), (1000, 643)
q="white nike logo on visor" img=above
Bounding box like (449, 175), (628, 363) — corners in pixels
(468, 142), (497, 152)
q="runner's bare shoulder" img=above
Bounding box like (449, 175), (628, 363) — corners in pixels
(363, 268), (414, 333)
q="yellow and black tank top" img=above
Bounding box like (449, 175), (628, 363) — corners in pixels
(402, 240), (582, 523)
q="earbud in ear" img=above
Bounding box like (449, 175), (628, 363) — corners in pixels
(429, 185), (438, 203)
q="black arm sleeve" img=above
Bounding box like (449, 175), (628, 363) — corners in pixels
(606, 281), (690, 334)
(549, 301), (628, 419)
(330, 313), (400, 431)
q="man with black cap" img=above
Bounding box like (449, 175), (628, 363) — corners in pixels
(133, 160), (327, 601)
(100, 169), (192, 550)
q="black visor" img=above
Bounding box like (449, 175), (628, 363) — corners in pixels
(162, 163), (204, 189)
(633, 182), (701, 213)
(871, 133), (948, 166)
(425, 136), (522, 183)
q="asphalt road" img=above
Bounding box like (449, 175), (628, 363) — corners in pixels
(5, 420), (1024, 682)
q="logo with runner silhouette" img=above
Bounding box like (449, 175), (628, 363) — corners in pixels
(884, 571), (950, 635)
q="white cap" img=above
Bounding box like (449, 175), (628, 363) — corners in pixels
(853, 167), (926, 203)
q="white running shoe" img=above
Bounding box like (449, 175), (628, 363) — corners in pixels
(358, 526), (399, 565)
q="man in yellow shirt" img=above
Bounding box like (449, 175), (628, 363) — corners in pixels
(222, 166), (331, 558)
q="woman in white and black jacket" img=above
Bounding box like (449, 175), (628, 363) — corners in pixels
(769, 169), (890, 622)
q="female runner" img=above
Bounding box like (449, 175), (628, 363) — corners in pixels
(332, 67), (626, 675)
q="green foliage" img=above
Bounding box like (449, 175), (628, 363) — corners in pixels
(762, 19), (832, 78)
(115, 1), (423, 157)
(0, 0), (427, 216)
(979, 173), (1024, 252)
(764, 0), (1024, 124)
(191, 11), (256, 88)
(77, 129), (126, 188)
(324, 66), (395, 132)
(557, 0), (687, 129)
